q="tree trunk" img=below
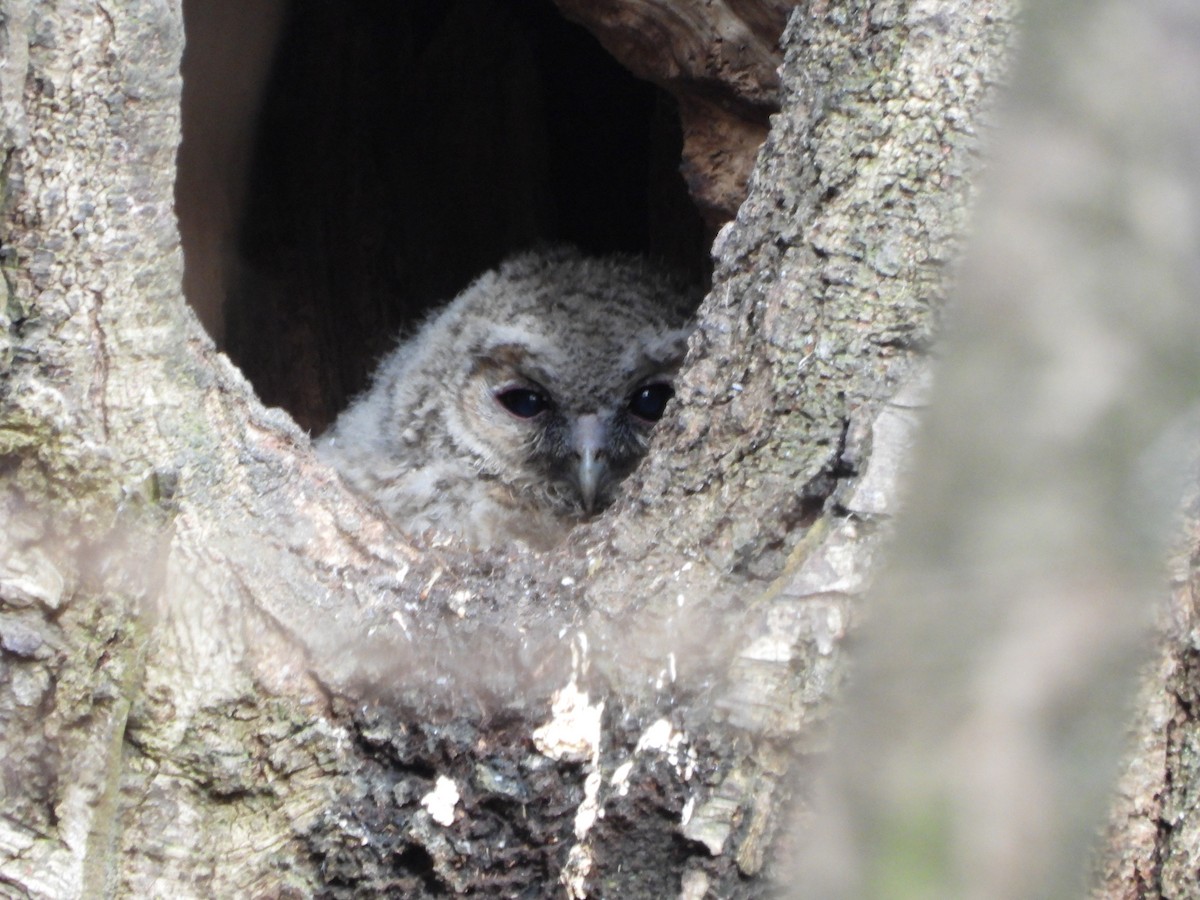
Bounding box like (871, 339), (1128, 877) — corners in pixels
(791, 1), (1200, 896)
(22, 0), (1199, 897)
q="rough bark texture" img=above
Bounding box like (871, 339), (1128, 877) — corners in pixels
(0, 2), (1013, 898)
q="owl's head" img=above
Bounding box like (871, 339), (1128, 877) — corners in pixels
(441, 248), (697, 519)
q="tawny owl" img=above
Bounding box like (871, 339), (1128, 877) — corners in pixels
(317, 247), (697, 550)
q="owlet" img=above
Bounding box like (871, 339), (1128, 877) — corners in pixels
(317, 247), (697, 550)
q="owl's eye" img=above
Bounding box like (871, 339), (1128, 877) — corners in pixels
(628, 383), (674, 422)
(495, 387), (549, 419)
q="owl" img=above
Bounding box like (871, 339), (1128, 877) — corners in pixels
(317, 247), (697, 550)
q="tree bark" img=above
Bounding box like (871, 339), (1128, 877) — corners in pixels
(792, 0), (1200, 896)
(0, 0), (1080, 897)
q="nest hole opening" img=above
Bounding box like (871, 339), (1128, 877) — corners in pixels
(176, 0), (710, 433)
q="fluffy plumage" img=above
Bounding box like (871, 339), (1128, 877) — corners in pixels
(317, 247), (697, 549)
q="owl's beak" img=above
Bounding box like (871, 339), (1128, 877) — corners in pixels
(573, 414), (607, 513)
(578, 451), (603, 513)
